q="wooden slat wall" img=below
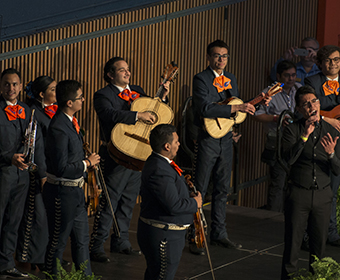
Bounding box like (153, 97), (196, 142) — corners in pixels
(0, 0), (318, 208)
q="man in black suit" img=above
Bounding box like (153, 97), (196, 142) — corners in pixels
(304, 45), (340, 247)
(90, 57), (170, 262)
(137, 124), (202, 280)
(281, 85), (340, 279)
(0, 68), (45, 278)
(43, 80), (100, 275)
(191, 40), (258, 254)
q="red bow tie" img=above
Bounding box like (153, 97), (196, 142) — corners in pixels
(323, 80), (340, 96)
(118, 89), (140, 105)
(44, 104), (58, 119)
(170, 160), (183, 176)
(4, 105), (26, 121)
(213, 75), (232, 93)
(72, 117), (80, 134)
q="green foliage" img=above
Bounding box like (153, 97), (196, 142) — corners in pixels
(290, 256), (340, 280)
(29, 259), (101, 280)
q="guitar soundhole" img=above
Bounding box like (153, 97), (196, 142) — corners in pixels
(142, 111), (158, 125)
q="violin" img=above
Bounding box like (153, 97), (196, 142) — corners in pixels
(83, 143), (102, 215)
(185, 175), (206, 248)
(185, 174), (215, 280)
(83, 142), (120, 237)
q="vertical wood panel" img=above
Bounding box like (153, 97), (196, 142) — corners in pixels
(0, 0), (318, 208)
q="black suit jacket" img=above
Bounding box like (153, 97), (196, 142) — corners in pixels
(283, 118), (340, 189)
(140, 153), (197, 225)
(30, 100), (53, 143)
(93, 84), (147, 142)
(45, 110), (85, 179)
(0, 96), (46, 178)
(305, 72), (340, 111)
(192, 67), (239, 128)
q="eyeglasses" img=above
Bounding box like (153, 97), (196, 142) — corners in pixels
(212, 54), (230, 60)
(301, 98), (319, 109)
(324, 57), (340, 64)
(73, 94), (84, 101)
(282, 73), (297, 78)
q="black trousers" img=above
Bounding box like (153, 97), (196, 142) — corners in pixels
(137, 219), (186, 280)
(16, 174), (48, 264)
(267, 161), (287, 212)
(281, 184), (332, 279)
(0, 166), (29, 271)
(90, 146), (141, 254)
(43, 182), (91, 275)
(194, 131), (233, 241)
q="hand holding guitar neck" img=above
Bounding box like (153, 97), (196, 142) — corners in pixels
(160, 81), (171, 100)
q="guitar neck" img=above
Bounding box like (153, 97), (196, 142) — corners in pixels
(155, 78), (167, 99)
(249, 94), (265, 106)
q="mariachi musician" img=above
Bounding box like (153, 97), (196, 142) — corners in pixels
(16, 76), (57, 269)
(0, 69), (45, 278)
(43, 80), (100, 275)
(90, 57), (170, 262)
(138, 124), (202, 279)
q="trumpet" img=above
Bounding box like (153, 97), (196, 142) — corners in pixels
(23, 109), (38, 172)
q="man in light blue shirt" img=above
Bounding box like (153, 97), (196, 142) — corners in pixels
(270, 37), (320, 85)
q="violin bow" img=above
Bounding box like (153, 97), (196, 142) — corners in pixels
(185, 175), (215, 280)
(83, 142), (120, 238)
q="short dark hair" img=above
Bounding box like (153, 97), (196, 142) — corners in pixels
(207, 40), (229, 56)
(301, 37), (319, 49)
(295, 85), (317, 107)
(317, 45), (340, 65)
(1, 68), (21, 81)
(56, 80), (82, 109)
(104, 57), (125, 83)
(277, 60), (296, 75)
(32, 76), (54, 100)
(150, 124), (177, 153)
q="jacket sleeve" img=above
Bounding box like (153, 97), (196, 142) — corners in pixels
(94, 90), (137, 126)
(305, 76), (340, 111)
(193, 74), (233, 119)
(282, 123), (306, 166)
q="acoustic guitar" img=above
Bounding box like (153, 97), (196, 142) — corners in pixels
(320, 105), (340, 119)
(204, 82), (284, 139)
(108, 62), (179, 171)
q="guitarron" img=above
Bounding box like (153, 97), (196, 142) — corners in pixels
(204, 82), (284, 139)
(108, 62), (179, 171)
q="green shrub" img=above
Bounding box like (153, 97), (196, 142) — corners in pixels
(290, 256), (340, 280)
(29, 259), (101, 280)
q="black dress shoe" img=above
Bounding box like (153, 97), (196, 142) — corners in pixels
(0, 267), (29, 278)
(329, 239), (340, 247)
(90, 252), (110, 263)
(210, 238), (242, 249)
(62, 259), (71, 266)
(31, 263), (45, 271)
(189, 243), (205, 255)
(119, 247), (141, 256)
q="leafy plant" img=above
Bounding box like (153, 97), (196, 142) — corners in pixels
(290, 256), (340, 280)
(29, 259), (101, 280)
